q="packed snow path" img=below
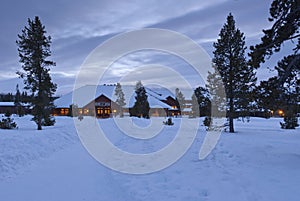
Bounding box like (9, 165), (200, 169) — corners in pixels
(0, 116), (299, 201)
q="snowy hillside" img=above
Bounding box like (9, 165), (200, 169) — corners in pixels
(0, 116), (299, 201)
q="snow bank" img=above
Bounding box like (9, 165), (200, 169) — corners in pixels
(0, 116), (299, 201)
(0, 115), (78, 180)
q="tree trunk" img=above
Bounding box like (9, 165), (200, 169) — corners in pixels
(229, 116), (234, 133)
(229, 97), (235, 133)
(37, 117), (42, 130)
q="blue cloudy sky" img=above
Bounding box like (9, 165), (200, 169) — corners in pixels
(0, 0), (279, 95)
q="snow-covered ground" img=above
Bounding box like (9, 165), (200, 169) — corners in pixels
(0, 115), (299, 201)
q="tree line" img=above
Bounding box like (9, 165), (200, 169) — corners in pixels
(0, 85), (32, 103)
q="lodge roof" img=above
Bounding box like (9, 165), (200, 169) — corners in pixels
(0, 102), (15, 106)
(0, 102), (29, 107)
(54, 85), (174, 109)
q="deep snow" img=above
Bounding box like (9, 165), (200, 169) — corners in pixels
(0, 116), (299, 201)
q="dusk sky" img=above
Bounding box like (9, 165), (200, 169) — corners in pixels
(0, 0), (280, 95)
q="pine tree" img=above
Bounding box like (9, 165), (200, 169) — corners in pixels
(14, 84), (24, 117)
(212, 13), (256, 133)
(131, 81), (150, 118)
(175, 88), (185, 114)
(190, 93), (199, 118)
(249, 0), (299, 85)
(256, 77), (282, 112)
(276, 56), (299, 129)
(16, 16), (57, 130)
(14, 84), (21, 105)
(206, 70), (227, 118)
(114, 83), (126, 117)
(194, 86), (211, 117)
(0, 111), (17, 129)
(249, 1), (299, 129)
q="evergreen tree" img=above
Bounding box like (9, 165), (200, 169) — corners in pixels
(16, 16), (57, 130)
(255, 77), (282, 112)
(249, 1), (299, 129)
(256, 57), (299, 128)
(206, 70), (227, 118)
(114, 83), (126, 117)
(190, 93), (199, 118)
(212, 13), (256, 133)
(175, 88), (185, 113)
(21, 91), (31, 103)
(14, 84), (21, 105)
(0, 111), (17, 129)
(14, 84), (25, 117)
(1, 93), (14, 102)
(131, 81), (150, 118)
(249, 0), (299, 85)
(276, 56), (299, 129)
(194, 86), (211, 117)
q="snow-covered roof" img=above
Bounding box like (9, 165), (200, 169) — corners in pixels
(182, 108), (192, 112)
(54, 85), (173, 109)
(145, 87), (175, 100)
(146, 87), (195, 101)
(0, 102), (15, 106)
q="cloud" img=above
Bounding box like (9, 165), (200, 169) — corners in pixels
(0, 0), (277, 95)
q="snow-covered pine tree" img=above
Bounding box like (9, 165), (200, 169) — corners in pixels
(0, 111), (17, 130)
(131, 81), (150, 118)
(212, 13), (256, 133)
(175, 88), (185, 114)
(194, 86), (211, 117)
(114, 83), (126, 117)
(16, 16), (57, 130)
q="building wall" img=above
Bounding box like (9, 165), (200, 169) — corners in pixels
(0, 106), (17, 114)
(149, 108), (168, 117)
(162, 96), (180, 116)
(0, 104), (29, 115)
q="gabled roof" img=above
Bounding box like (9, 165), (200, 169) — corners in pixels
(0, 102), (15, 106)
(54, 85), (173, 109)
(145, 87), (175, 100)
(0, 102), (29, 107)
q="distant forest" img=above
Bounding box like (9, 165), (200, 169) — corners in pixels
(0, 92), (31, 103)
(0, 91), (58, 103)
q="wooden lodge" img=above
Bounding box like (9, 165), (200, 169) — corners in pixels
(53, 85), (180, 118)
(53, 94), (120, 118)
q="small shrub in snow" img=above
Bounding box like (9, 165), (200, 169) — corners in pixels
(203, 116), (229, 131)
(203, 116), (212, 129)
(163, 117), (174, 126)
(0, 112), (17, 129)
(41, 115), (56, 126)
(280, 116), (299, 129)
